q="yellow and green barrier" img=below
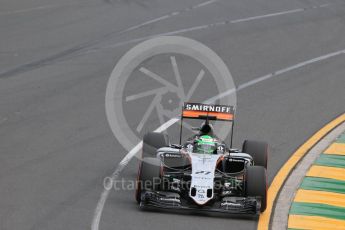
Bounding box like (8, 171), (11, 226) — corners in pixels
(288, 133), (345, 229)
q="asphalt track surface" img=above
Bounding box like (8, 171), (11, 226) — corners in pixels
(1, 0), (345, 229)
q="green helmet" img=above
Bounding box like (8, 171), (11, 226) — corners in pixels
(195, 135), (216, 154)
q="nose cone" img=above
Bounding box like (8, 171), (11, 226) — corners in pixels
(190, 187), (213, 205)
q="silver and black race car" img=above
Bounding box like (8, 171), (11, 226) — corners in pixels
(135, 102), (268, 215)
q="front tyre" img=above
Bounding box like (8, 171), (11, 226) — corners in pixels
(242, 140), (268, 168)
(135, 157), (161, 203)
(245, 166), (267, 212)
(142, 132), (170, 158)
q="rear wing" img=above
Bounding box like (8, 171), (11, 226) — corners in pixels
(182, 103), (235, 122)
(179, 102), (236, 147)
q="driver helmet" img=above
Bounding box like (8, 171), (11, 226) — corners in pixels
(194, 135), (217, 154)
(199, 122), (214, 136)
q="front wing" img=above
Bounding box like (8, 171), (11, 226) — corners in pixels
(139, 191), (260, 215)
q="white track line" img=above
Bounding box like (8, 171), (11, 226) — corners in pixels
(120, 0), (219, 34)
(99, 3), (336, 50)
(91, 120), (177, 230)
(193, 0), (218, 8)
(0, 4), (64, 15)
(229, 8), (304, 23)
(0, 0), (217, 17)
(0, 2), (87, 16)
(91, 48), (345, 230)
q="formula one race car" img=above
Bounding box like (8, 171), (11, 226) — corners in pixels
(135, 102), (268, 214)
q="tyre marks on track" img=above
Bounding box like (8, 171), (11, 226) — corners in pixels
(0, 0), (218, 78)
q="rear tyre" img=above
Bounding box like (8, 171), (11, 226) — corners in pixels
(242, 140), (268, 168)
(142, 132), (170, 158)
(246, 166), (267, 212)
(135, 157), (161, 203)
